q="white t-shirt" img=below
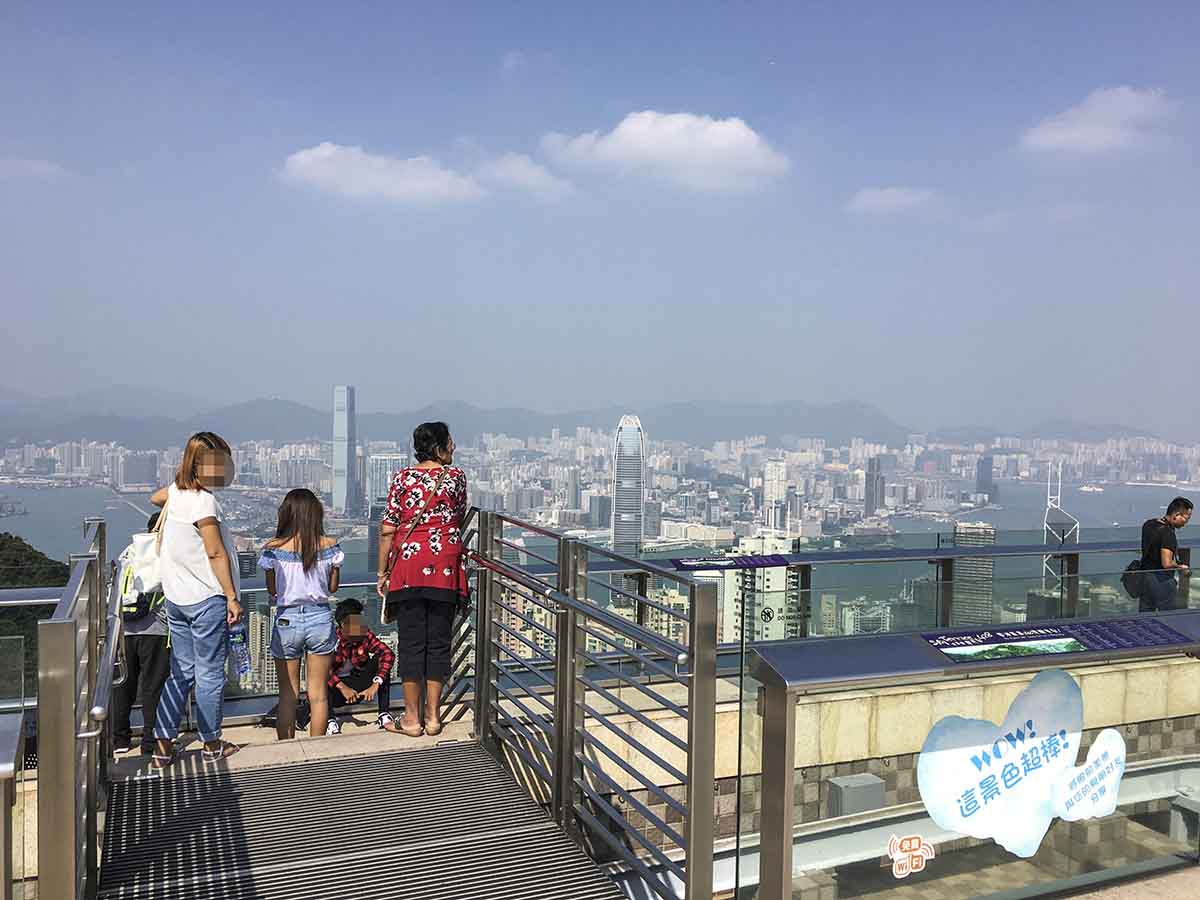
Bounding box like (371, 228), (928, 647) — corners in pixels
(160, 483), (241, 607)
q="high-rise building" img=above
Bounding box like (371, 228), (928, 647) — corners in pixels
(952, 521), (997, 626)
(368, 453), (408, 505)
(589, 494), (612, 530)
(763, 459), (787, 511)
(611, 415), (646, 557)
(644, 500), (663, 539)
(976, 454), (997, 500)
(864, 456), (886, 516)
(332, 385), (359, 516)
(565, 467), (582, 509)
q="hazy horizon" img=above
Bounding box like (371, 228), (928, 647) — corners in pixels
(3, 4), (1198, 438)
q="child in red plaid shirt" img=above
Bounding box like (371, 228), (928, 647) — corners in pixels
(326, 598), (400, 734)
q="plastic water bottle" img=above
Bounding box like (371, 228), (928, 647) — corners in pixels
(228, 622), (252, 678)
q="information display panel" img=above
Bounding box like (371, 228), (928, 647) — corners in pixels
(924, 618), (1193, 665)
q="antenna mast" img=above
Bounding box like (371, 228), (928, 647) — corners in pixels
(1043, 459), (1080, 590)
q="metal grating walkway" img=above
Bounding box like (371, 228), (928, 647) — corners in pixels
(100, 741), (626, 900)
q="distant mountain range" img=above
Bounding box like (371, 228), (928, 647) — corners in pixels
(0, 388), (1162, 449)
(0, 393), (911, 449)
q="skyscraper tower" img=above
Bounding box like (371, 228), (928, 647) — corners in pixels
(864, 456), (886, 516)
(611, 415), (646, 558)
(332, 385), (359, 516)
(975, 454), (997, 500)
(952, 520), (997, 626)
(763, 458), (787, 527)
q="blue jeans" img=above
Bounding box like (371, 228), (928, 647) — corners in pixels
(270, 602), (336, 659)
(154, 595), (229, 744)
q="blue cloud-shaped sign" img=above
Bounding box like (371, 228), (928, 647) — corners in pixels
(917, 669), (1126, 858)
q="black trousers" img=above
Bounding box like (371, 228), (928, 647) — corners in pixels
(327, 657), (391, 715)
(112, 633), (170, 751)
(388, 589), (456, 681)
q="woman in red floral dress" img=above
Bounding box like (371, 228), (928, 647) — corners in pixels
(376, 422), (468, 737)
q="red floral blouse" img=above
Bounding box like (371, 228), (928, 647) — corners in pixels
(382, 465), (469, 596)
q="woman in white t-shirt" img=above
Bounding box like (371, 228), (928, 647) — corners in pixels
(148, 431), (243, 767)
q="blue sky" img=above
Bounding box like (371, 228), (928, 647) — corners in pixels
(2, 3), (1198, 436)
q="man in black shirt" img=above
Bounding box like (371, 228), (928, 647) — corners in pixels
(1139, 497), (1193, 612)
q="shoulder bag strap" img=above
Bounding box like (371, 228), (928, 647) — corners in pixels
(153, 494), (169, 552)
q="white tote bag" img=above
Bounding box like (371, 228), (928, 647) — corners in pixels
(126, 502), (167, 594)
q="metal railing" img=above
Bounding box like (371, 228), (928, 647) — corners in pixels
(471, 510), (718, 900)
(0, 708), (25, 900)
(34, 518), (114, 900)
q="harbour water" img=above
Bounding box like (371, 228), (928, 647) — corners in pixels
(0, 485), (153, 564)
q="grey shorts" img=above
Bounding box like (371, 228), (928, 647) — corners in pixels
(270, 603), (337, 659)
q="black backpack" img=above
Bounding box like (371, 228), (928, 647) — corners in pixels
(1121, 560), (1144, 600)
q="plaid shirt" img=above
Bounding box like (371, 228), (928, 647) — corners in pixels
(327, 628), (394, 687)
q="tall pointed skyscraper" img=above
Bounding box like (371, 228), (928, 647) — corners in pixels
(611, 415), (646, 558)
(332, 385), (359, 516)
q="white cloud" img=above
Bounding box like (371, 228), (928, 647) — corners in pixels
(281, 142), (484, 203)
(501, 51), (527, 74)
(540, 110), (789, 191)
(1021, 87), (1172, 154)
(845, 186), (940, 217)
(0, 158), (68, 179)
(476, 153), (573, 199)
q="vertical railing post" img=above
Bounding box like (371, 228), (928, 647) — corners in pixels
(83, 556), (102, 900)
(758, 682), (795, 900)
(1063, 552), (1080, 618)
(634, 571), (649, 630)
(1178, 547), (1191, 607)
(567, 544), (589, 838)
(38, 597), (80, 899)
(472, 511), (496, 748)
(553, 540), (578, 828)
(685, 580), (717, 900)
(936, 558), (954, 627)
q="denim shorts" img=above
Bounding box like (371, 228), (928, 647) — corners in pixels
(270, 602), (337, 659)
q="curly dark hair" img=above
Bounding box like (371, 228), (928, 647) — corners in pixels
(413, 421), (452, 463)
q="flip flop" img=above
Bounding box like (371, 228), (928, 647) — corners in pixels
(149, 752), (174, 770)
(201, 741), (240, 764)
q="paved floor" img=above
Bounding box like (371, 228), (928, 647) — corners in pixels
(109, 709), (474, 779)
(1074, 867), (1200, 898)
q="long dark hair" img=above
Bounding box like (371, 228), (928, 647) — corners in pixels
(273, 488), (326, 572)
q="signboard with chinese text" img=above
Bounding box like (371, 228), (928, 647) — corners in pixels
(923, 618), (1193, 665)
(916, 668), (1127, 857)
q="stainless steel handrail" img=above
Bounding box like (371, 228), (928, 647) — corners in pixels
(472, 510), (717, 900)
(81, 573), (126, 731)
(493, 510), (566, 542)
(0, 587), (65, 606)
(470, 550), (687, 662)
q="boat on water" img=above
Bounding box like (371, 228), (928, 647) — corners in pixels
(1079, 485), (1105, 493)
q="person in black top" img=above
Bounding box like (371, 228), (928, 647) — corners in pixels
(1139, 497), (1192, 612)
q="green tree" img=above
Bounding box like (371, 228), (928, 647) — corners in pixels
(0, 532), (70, 698)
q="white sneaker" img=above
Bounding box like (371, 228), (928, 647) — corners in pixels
(325, 717), (341, 736)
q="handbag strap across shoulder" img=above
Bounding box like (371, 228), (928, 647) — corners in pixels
(153, 492), (169, 550)
(385, 466), (453, 577)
